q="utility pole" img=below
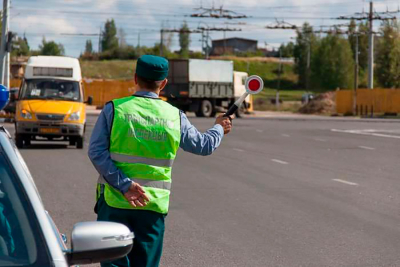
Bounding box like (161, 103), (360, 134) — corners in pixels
(205, 30), (210, 59)
(0, 0), (10, 87)
(305, 41), (311, 102)
(98, 27), (102, 53)
(368, 1), (374, 89)
(354, 34), (359, 114)
(337, 1), (400, 90)
(276, 48), (282, 109)
(223, 30), (226, 55)
(160, 29), (164, 57)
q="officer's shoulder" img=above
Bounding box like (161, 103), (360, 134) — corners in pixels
(160, 99), (180, 112)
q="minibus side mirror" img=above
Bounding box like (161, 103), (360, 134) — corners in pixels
(86, 96), (93, 105)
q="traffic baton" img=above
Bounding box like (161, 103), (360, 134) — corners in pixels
(224, 75), (264, 117)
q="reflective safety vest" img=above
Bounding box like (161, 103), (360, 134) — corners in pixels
(98, 95), (181, 214)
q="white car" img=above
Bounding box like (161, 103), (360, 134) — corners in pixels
(0, 125), (133, 266)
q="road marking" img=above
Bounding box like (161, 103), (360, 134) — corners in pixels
(315, 138), (326, 142)
(281, 134), (290, 137)
(332, 179), (359, 186)
(358, 146), (375, 150)
(256, 129), (263, 133)
(233, 148), (244, 152)
(332, 129), (400, 139)
(271, 159), (289, 165)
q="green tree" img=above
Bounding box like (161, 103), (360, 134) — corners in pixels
(11, 34), (30, 56)
(311, 33), (354, 90)
(294, 22), (318, 89)
(375, 21), (400, 88)
(39, 38), (65, 56)
(101, 19), (118, 52)
(279, 42), (295, 57)
(84, 39), (93, 54)
(348, 20), (369, 71)
(179, 21), (190, 58)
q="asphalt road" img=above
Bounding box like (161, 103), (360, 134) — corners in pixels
(3, 115), (400, 267)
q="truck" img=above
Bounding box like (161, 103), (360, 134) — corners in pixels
(15, 56), (92, 149)
(160, 59), (252, 117)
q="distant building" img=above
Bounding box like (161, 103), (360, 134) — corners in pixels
(211, 37), (258, 55)
(11, 57), (28, 79)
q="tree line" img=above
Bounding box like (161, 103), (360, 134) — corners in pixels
(279, 20), (400, 90)
(81, 19), (200, 60)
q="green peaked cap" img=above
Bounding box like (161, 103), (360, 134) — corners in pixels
(136, 55), (169, 81)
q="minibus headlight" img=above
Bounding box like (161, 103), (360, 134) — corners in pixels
(21, 110), (32, 119)
(68, 111), (80, 121)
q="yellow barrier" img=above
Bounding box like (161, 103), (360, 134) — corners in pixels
(336, 89), (400, 114)
(83, 80), (137, 107)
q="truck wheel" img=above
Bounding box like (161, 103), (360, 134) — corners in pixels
(76, 136), (84, 149)
(15, 134), (24, 148)
(198, 100), (214, 117)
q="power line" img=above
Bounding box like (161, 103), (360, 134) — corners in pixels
(336, 1), (400, 89)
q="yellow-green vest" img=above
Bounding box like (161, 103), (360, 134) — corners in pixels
(99, 95), (181, 214)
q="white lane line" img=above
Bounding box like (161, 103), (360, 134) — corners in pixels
(358, 146), (375, 150)
(332, 179), (359, 186)
(256, 129), (264, 133)
(315, 138), (326, 142)
(282, 134), (290, 137)
(271, 159), (289, 165)
(233, 148), (244, 152)
(332, 129), (400, 139)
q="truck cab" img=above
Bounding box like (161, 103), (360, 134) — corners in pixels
(15, 56), (92, 149)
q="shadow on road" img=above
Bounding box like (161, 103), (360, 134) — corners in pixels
(20, 143), (70, 150)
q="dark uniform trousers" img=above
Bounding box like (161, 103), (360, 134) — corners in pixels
(96, 193), (166, 267)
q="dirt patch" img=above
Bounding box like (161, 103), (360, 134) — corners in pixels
(299, 92), (336, 114)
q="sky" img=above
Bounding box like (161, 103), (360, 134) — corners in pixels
(8, 0), (400, 57)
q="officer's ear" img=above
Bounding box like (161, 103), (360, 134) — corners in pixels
(134, 73), (138, 85)
(159, 79), (168, 91)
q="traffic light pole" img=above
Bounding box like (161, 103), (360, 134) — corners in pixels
(0, 0), (10, 87)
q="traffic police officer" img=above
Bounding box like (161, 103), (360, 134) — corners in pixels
(88, 55), (232, 267)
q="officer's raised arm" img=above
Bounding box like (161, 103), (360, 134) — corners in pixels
(179, 111), (231, 156)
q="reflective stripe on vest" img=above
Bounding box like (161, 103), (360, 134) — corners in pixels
(100, 95), (181, 214)
(98, 175), (171, 190)
(110, 152), (174, 168)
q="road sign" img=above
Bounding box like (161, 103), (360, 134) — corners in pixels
(245, 75), (264, 95)
(225, 75), (264, 117)
(0, 85), (9, 111)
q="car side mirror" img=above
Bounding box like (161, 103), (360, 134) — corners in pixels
(67, 221), (134, 265)
(86, 96), (93, 105)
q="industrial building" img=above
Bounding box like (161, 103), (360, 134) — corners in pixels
(211, 37), (258, 55)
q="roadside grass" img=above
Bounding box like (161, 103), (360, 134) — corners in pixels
(256, 88), (308, 101)
(80, 59), (298, 87)
(253, 89), (308, 112)
(80, 60), (136, 80)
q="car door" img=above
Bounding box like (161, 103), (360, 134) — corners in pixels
(0, 150), (53, 266)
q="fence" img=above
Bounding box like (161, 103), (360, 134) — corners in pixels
(336, 89), (400, 115)
(84, 80), (136, 107)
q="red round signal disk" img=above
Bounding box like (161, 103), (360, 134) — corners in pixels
(248, 79), (261, 91)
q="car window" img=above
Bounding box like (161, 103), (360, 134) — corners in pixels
(0, 154), (51, 266)
(20, 79), (81, 102)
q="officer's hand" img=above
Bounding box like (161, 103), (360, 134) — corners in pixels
(124, 182), (150, 207)
(215, 114), (232, 135)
